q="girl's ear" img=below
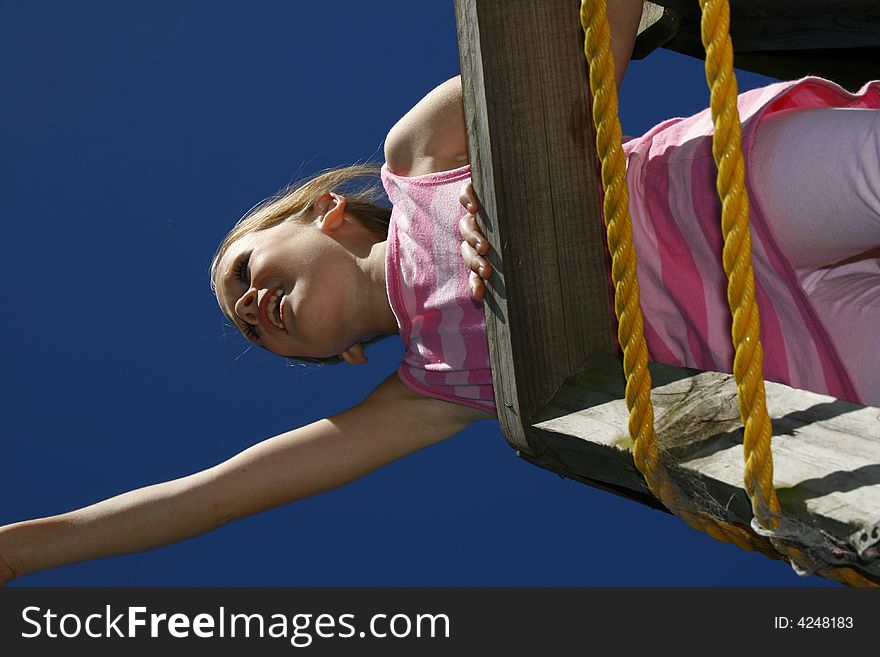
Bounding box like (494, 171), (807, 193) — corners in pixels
(315, 192), (347, 233)
(340, 342), (368, 365)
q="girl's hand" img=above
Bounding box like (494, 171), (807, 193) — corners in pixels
(458, 181), (492, 301)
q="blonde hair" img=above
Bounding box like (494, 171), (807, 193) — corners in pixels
(211, 163), (392, 365)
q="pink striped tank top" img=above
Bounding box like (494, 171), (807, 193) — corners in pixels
(382, 163), (497, 414)
(382, 77), (878, 413)
(625, 76), (880, 404)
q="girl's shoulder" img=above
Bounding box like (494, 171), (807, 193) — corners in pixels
(384, 77), (469, 177)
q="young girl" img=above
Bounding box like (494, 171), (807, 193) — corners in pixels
(2, 2), (878, 586)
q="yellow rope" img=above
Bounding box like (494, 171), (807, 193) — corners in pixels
(697, 0), (879, 588)
(579, 0), (771, 553)
(698, 0), (780, 539)
(580, 0), (879, 586)
(578, 0), (656, 495)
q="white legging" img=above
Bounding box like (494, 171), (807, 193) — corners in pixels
(751, 107), (880, 406)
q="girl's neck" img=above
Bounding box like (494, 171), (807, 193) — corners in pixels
(359, 239), (399, 340)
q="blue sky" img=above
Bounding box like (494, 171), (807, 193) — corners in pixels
(1, 1), (835, 586)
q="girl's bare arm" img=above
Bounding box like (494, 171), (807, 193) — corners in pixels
(384, 2), (642, 180)
(384, 76), (468, 177)
(0, 374), (490, 583)
(608, 0), (645, 89)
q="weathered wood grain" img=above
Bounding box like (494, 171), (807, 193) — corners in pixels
(454, 0), (615, 453)
(531, 356), (880, 572)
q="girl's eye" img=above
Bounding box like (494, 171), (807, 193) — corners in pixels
(232, 253), (258, 342)
(234, 255), (251, 283)
(241, 322), (260, 343)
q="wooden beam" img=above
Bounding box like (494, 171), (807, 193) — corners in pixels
(633, 1), (880, 90)
(454, 0), (615, 454)
(531, 355), (880, 574)
(652, 0), (880, 51)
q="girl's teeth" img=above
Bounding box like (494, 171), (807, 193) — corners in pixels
(267, 289), (284, 329)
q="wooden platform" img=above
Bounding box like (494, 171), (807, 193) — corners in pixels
(635, 1), (880, 90)
(530, 355), (880, 574)
(454, 0), (880, 579)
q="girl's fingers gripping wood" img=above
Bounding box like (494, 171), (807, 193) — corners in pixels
(457, 180), (487, 254)
(457, 180), (492, 301)
(468, 271), (486, 302)
(458, 229), (492, 277)
(459, 219), (492, 301)
(459, 237), (484, 300)
(458, 213), (489, 256)
(458, 180), (478, 215)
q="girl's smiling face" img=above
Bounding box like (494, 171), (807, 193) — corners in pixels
(214, 194), (386, 362)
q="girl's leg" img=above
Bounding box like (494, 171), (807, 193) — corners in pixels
(750, 107), (880, 270)
(798, 260), (880, 407)
(751, 107), (880, 406)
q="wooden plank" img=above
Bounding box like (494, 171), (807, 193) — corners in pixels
(632, 2), (681, 60)
(635, 1), (880, 88)
(454, 0), (615, 454)
(530, 355), (880, 573)
(653, 0), (880, 51)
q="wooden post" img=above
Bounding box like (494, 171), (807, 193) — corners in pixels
(454, 0), (615, 455)
(454, 0), (880, 577)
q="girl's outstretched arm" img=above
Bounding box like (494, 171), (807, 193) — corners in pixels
(0, 551), (13, 586)
(0, 374), (490, 584)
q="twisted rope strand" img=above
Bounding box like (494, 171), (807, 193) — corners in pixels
(580, 0), (879, 585)
(698, 0), (876, 586)
(698, 0), (779, 530)
(580, 0), (773, 552)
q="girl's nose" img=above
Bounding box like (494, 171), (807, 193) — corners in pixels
(234, 288), (259, 325)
